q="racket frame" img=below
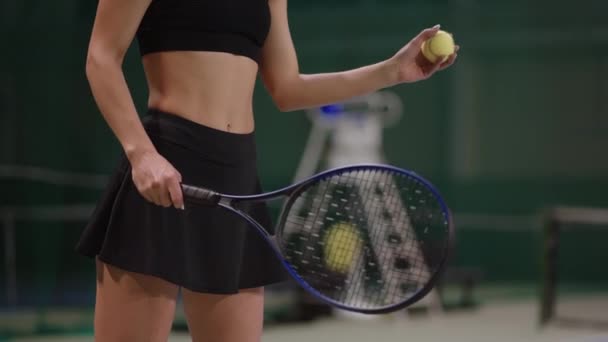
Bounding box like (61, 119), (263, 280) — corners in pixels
(182, 163), (455, 314)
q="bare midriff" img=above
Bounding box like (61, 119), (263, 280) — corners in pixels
(142, 51), (260, 134)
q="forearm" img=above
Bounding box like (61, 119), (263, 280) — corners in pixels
(86, 57), (155, 160)
(277, 59), (398, 112)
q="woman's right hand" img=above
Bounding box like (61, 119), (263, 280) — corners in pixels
(129, 150), (184, 209)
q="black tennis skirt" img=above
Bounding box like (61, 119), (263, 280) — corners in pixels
(76, 109), (288, 294)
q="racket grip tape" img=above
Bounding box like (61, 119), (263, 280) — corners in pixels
(181, 184), (220, 206)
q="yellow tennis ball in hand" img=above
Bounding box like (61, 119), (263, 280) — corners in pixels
(421, 30), (455, 63)
(323, 222), (362, 274)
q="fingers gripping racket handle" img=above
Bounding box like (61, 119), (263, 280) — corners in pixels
(182, 184), (221, 206)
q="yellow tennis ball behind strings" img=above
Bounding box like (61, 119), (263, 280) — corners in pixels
(421, 30), (455, 63)
(323, 222), (363, 274)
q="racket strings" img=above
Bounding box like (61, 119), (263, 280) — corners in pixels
(339, 170), (420, 307)
(284, 171), (394, 305)
(280, 168), (448, 310)
(354, 170), (426, 306)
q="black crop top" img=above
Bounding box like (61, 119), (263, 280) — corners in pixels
(136, 0), (271, 63)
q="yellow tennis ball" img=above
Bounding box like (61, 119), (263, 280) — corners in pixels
(323, 222), (362, 274)
(421, 30), (455, 63)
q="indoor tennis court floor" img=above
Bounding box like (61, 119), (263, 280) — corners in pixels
(8, 297), (608, 342)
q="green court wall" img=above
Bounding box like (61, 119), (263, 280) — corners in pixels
(1, 0), (607, 305)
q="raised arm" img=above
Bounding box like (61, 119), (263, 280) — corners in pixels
(86, 0), (183, 209)
(259, 0), (457, 112)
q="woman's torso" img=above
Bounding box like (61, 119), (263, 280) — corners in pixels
(143, 52), (259, 134)
(137, 0), (271, 134)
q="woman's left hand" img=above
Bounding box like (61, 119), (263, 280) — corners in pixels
(389, 25), (459, 84)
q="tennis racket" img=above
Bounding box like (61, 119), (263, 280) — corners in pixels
(182, 164), (453, 314)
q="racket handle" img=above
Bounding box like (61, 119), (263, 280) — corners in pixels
(182, 184), (220, 206)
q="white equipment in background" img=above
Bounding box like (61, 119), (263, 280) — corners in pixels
(293, 90), (443, 318)
(294, 91), (402, 182)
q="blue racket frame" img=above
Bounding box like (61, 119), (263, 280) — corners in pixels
(182, 163), (455, 314)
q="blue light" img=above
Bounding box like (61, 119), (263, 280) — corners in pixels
(320, 104), (344, 114)
(320, 104), (346, 119)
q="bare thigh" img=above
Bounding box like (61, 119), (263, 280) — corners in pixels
(94, 259), (179, 342)
(183, 287), (265, 342)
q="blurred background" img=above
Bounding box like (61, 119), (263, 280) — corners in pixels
(1, 0), (607, 341)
